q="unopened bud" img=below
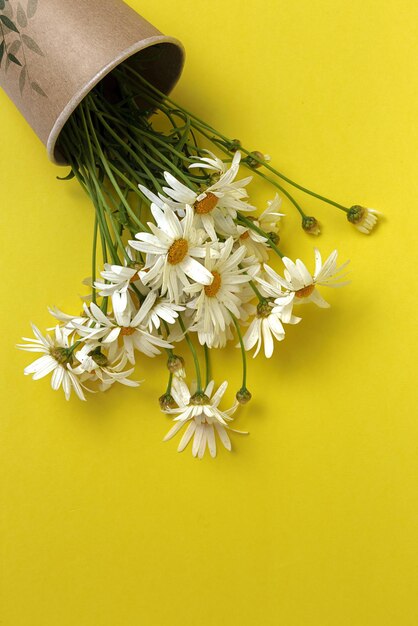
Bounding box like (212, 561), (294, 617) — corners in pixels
(245, 151), (267, 169)
(347, 205), (379, 234)
(236, 387), (252, 404)
(302, 216), (321, 236)
(347, 205), (366, 224)
(228, 138), (242, 152)
(159, 393), (176, 411)
(267, 231), (280, 245)
(91, 349), (109, 367)
(167, 354), (185, 377)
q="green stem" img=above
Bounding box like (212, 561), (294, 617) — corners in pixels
(248, 279), (265, 302)
(178, 315), (202, 392)
(165, 372), (173, 395)
(91, 215), (98, 304)
(83, 103), (144, 245)
(127, 67), (350, 213)
(237, 213), (284, 259)
(204, 344), (211, 388)
(231, 314), (247, 390)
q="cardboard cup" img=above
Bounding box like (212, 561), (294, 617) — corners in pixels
(0, 0), (184, 164)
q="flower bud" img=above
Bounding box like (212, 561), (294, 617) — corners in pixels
(347, 205), (365, 224)
(347, 205), (379, 234)
(302, 216), (321, 236)
(236, 387), (252, 404)
(267, 231), (280, 245)
(228, 138), (242, 152)
(167, 354), (186, 377)
(245, 151), (266, 169)
(91, 349), (109, 368)
(159, 393), (176, 411)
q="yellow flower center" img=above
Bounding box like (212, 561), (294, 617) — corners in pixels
(121, 327), (135, 336)
(194, 192), (219, 215)
(167, 238), (189, 265)
(295, 284), (315, 298)
(204, 271), (222, 297)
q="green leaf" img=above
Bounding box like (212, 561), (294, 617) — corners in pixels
(5, 38), (21, 68)
(0, 14), (19, 33)
(16, 3), (27, 28)
(57, 170), (75, 181)
(26, 0), (38, 19)
(8, 52), (22, 66)
(22, 33), (43, 55)
(0, 0), (6, 10)
(31, 81), (47, 97)
(8, 39), (21, 55)
(0, 40), (4, 67)
(19, 65), (26, 94)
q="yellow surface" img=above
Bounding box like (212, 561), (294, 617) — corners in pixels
(1, 1), (417, 624)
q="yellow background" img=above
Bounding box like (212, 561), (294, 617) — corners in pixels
(1, 1), (417, 624)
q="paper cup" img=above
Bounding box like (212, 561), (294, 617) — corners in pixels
(0, 0), (185, 164)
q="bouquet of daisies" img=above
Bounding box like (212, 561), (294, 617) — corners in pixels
(17, 66), (379, 458)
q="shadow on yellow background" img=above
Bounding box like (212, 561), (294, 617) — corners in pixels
(0, 1), (417, 625)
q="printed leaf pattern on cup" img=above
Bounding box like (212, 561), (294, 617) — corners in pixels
(0, 0), (47, 97)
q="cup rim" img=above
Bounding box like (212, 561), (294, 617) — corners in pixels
(47, 34), (185, 165)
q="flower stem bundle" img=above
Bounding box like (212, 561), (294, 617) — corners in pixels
(18, 60), (379, 457)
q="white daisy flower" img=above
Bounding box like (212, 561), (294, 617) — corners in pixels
(258, 249), (349, 322)
(140, 151), (254, 241)
(129, 204), (213, 302)
(72, 342), (139, 392)
(242, 299), (300, 358)
(185, 238), (253, 346)
(139, 291), (185, 333)
(258, 194), (284, 234)
(92, 247), (144, 311)
(347, 205), (380, 234)
(236, 194), (284, 261)
(48, 306), (89, 336)
(188, 150), (235, 173)
(163, 379), (245, 458)
(94, 263), (140, 303)
(76, 297), (172, 364)
(17, 324), (87, 401)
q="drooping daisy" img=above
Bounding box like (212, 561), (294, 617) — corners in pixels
(76, 297), (172, 364)
(163, 379), (245, 458)
(129, 203), (213, 302)
(140, 151), (254, 241)
(72, 342), (139, 392)
(91, 246), (144, 311)
(186, 238), (253, 346)
(347, 205), (380, 234)
(236, 194), (284, 261)
(138, 291), (185, 333)
(17, 324), (87, 400)
(242, 298), (300, 358)
(94, 262), (141, 307)
(258, 249), (349, 322)
(48, 306), (89, 336)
